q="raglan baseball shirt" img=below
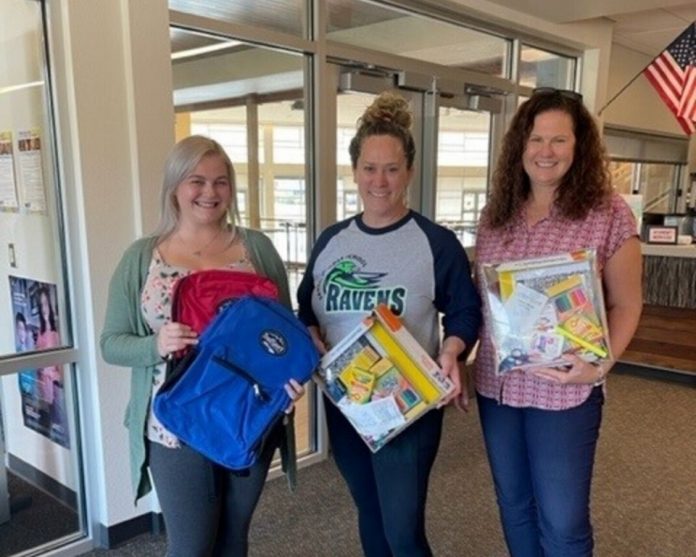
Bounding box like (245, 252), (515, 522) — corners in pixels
(297, 210), (481, 357)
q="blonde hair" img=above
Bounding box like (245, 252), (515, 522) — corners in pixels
(349, 91), (416, 169)
(153, 135), (239, 239)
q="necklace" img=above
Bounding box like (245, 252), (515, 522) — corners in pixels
(176, 227), (231, 257)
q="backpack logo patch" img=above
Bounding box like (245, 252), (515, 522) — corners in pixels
(260, 330), (287, 356)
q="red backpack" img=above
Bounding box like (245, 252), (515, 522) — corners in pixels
(170, 269), (279, 335)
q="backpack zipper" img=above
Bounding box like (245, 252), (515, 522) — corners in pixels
(211, 355), (269, 402)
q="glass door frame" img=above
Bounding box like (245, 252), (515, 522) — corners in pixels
(0, 0), (88, 554)
(333, 64), (502, 221)
(422, 86), (501, 222)
(169, 4), (517, 465)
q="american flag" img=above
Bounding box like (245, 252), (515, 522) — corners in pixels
(643, 22), (696, 135)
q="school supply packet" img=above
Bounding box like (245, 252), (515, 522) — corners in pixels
(317, 304), (455, 452)
(479, 249), (612, 375)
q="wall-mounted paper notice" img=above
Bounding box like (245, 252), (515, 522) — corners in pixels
(17, 128), (46, 213)
(0, 131), (19, 211)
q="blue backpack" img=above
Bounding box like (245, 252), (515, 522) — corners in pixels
(153, 295), (319, 471)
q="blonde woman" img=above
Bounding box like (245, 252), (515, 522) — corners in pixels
(101, 135), (303, 557)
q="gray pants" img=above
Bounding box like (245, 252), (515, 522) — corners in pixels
(148, 424), (281, 557)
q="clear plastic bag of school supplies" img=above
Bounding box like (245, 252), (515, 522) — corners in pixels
(479, 250), (613, 375)
(317, 304), (455, 452)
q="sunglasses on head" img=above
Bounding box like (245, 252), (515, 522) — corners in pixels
(532, 87), (583, 102)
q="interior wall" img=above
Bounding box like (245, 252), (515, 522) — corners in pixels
(603, 43), (683, 136)
(50, 0), (174, 528)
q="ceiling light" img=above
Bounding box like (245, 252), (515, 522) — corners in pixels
(171, 40), (242, 61)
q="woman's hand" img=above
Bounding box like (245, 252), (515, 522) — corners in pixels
(156, 321), (198, 358)
(437, 336), (466, 407)
(452, 362), (470, 413)
(284, 378), (306, 414)
(437, 348), (462, 407)
(532, 354), (608, 385)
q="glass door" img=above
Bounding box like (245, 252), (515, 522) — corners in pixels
(0, 0), (86, 554)
(435, 104), (492, 247)
(334, 66), (498, 247)
(336, 91), (373, 220)
(171, 28), (317, 460)
(335, 68), (426, 219)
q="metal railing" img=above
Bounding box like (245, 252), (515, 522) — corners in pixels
(243, 216), (479, 296)
(254, 217), (307, 267)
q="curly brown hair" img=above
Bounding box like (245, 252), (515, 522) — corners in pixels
(484, 91), (611, 229)
(349, 91), (416, 169)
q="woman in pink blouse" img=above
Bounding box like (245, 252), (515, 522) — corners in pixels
(474, 89), (642, 557)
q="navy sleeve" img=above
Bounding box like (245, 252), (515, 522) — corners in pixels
(296, 219), (352, 328)
(297, 247), (319, 327)
(412, 213), (482, 347)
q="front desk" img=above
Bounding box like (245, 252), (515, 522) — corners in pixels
(641, 244), (696, 309)
(620, 244), (696, 374)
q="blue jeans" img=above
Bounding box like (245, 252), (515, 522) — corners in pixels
(325, 398), (443, 557)
(477, 387), (604, 557)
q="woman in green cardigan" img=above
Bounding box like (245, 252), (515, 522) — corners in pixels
(101, 135), (304, 557)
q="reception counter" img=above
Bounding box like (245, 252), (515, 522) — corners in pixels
(641, 243), (696, 309)
(621, 243), (696, 375)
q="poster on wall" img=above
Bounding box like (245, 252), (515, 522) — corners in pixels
(9, 276), (69, 449)
(17, 128), (46, 213)
(0, 131), (19, 212)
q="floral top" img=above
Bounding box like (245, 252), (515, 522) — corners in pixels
(474, 193), (637, 410)
(141, 248), (255, 447)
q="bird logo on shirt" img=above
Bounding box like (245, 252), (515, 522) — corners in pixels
(320, 257), (406, 315)
(322, 260), (386, 293)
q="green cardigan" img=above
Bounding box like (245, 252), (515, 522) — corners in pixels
(100, 228), (292, 503)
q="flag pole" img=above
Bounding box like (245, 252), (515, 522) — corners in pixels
(597, 66), (651, 117)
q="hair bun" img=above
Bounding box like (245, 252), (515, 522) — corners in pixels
(361, 91), (412, 130)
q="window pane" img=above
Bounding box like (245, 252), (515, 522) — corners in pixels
(169, 0), (308, 37)
(438, 130), (489, 167)
(327, 0), (509, 77)
(191, 121), (266, 164)
(273, 178), (305, 219)
(609, 161), (636, 195)
(435, 107), (491, 248)
(337, 92), (375, 220)
(171, 31), (313, 458)
(519, 45), (576, 89)
(337, 128), (354, 167)
(273, 126), (305, 164)
(0, 3), (86, 551)
(1, 364), (84, 550)
(609, 160), (683, 216)
(639, 163), (679, 214)
(1, 5), (71, 357)
(172, 28), (304, 109)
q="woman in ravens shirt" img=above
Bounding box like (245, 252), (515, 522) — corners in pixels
(297, 91), (481, 557)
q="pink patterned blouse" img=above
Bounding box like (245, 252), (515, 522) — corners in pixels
(474, 193), (637, 410)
